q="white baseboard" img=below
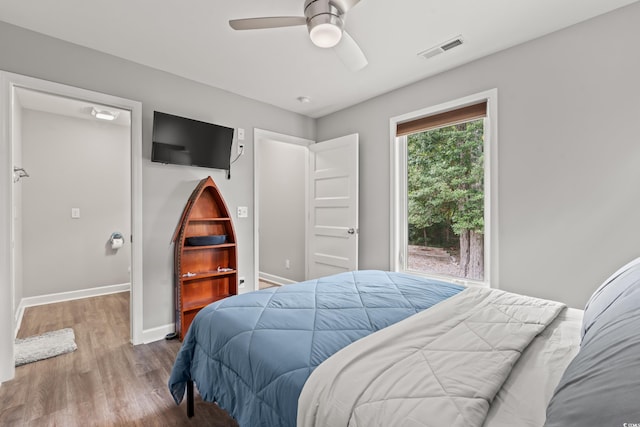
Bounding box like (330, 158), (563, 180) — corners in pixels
(141, 323), (175, 344)
(14, 283), (130, 338)
(259, 272), (297, 286)
(14, 303), (26, 339)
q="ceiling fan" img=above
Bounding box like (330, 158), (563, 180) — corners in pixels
(229, 0), (368, 72)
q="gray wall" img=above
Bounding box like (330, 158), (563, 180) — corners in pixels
(0, 20), (315, 330)
(316, 3), (640, 308)
(258, 139), (307, 282)
(21, 110), (131, 296)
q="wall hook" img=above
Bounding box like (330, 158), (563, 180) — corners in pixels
(13, 166), (30, 183)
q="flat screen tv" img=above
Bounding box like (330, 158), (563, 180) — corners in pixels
(151, 111), (234, 172)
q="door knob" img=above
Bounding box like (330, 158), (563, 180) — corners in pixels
(347, 228), (356, 235)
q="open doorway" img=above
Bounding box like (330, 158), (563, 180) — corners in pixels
(0, 71), (143, 383)
(16, 87), (131, 310)
(254, 129), (313, 290)
(253, 129), (360, 289)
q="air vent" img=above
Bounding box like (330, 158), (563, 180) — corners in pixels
(418, 35), (464, 60)
(441, 38), (463, 51)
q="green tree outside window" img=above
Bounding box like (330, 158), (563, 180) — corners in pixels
(407, 119), (484, 280)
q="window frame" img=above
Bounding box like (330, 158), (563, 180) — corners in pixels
(389, 89), (499, 287)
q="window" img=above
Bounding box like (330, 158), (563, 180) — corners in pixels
(391, 90), (497, 285)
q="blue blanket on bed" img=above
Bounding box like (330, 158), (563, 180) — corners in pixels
(168, 270), (463, 427)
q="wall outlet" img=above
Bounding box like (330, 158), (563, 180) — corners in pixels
(237, 206), (248, 218)
(239, 277), (245, 289)
(285, 259), (290, 269)
(238, 143), (245, 155)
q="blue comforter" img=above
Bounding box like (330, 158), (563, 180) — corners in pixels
(168, 270), (463, 427)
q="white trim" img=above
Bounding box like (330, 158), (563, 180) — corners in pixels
(0, 71), (15, 382)
(14, 283), (131, 338)
(390, 89), (499, 287)
(142, 323), (175, 344)
(304, 141), (310, 280)
(485, 90), (500, 288)
(259, 271), (296, 286)
(1, 71), (144, 382)
(129, 90), (144, 345)
(19, 283), (131, 308)
(253, 129), (314, 292)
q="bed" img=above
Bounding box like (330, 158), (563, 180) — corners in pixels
(168, 270), (464, 426)
(169, 263), (640, 426)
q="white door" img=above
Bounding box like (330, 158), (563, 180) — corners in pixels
(307, 134), (359, 279)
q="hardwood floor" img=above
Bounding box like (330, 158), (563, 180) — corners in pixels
(258, 280), (278, 290)
(0, 293), (238, 427)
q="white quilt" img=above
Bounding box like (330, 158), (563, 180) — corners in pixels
(297, 287), (565, 427)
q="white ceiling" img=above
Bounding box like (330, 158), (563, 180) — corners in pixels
(1, 0), (637, 118)
(15, 87), (131, 126)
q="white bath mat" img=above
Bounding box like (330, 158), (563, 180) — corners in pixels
(15, 328), (77, 366)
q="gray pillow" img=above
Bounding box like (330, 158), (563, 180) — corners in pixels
(581, 257), (640, 340)
(544, 262), (640, 426)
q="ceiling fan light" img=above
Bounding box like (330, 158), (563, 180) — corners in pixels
(310, 22), (342, 48)
(307, 9), (343, 48)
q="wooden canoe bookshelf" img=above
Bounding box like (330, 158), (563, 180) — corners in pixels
(172, 176), (238, 340)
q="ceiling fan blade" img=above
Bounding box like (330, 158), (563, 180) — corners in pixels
(331, 0), (361, 14)
(334, 31), (368, 71)
(229, 16), (307, 31)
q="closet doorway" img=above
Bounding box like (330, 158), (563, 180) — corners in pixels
(253, 129), (360, 289)
(254, 129), (313, 289)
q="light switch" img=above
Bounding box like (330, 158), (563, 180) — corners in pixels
(71, 208), (80, 219)
(238, 128), (245, 141)
(237, 206), (248, 218)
